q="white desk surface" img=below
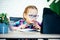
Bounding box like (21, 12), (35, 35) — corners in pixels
(0, 31), (60, 38)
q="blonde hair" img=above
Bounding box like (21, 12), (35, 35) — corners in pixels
(23, 5), (38, 20)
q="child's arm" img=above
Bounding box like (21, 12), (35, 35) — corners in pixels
(18, 24), (27, 29)
(10, 21), (20, 31)
(10, 20), (27, 31)
(10, 25), (27, 31)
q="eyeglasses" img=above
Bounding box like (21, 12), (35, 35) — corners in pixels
(29, 15), (39, 18)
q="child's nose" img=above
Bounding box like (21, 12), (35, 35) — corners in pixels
(32, 18), (36, 20)
(32, 19), (36, 22)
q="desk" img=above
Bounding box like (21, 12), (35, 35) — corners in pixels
(0, 31), (60, 39)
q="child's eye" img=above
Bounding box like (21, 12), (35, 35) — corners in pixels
(33, 15), (37, 17)
(29, 15), (39, 18)
(29, 15), (33, 16)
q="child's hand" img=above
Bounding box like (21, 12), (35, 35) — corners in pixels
(32, 20), (41, 30)
(10, 24), (27, 31)
(10, 26), (18, 31)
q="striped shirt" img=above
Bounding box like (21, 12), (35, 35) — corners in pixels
(13, 19), (41, 29)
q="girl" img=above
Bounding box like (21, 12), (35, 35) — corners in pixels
(11, 5), (41, 31)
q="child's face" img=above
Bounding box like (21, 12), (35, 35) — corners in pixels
(25, 8), (38, 24)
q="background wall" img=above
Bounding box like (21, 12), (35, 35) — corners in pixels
(0, 0), (54, 23)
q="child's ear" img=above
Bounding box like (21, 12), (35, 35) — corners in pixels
(23, 13), (27, 19)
